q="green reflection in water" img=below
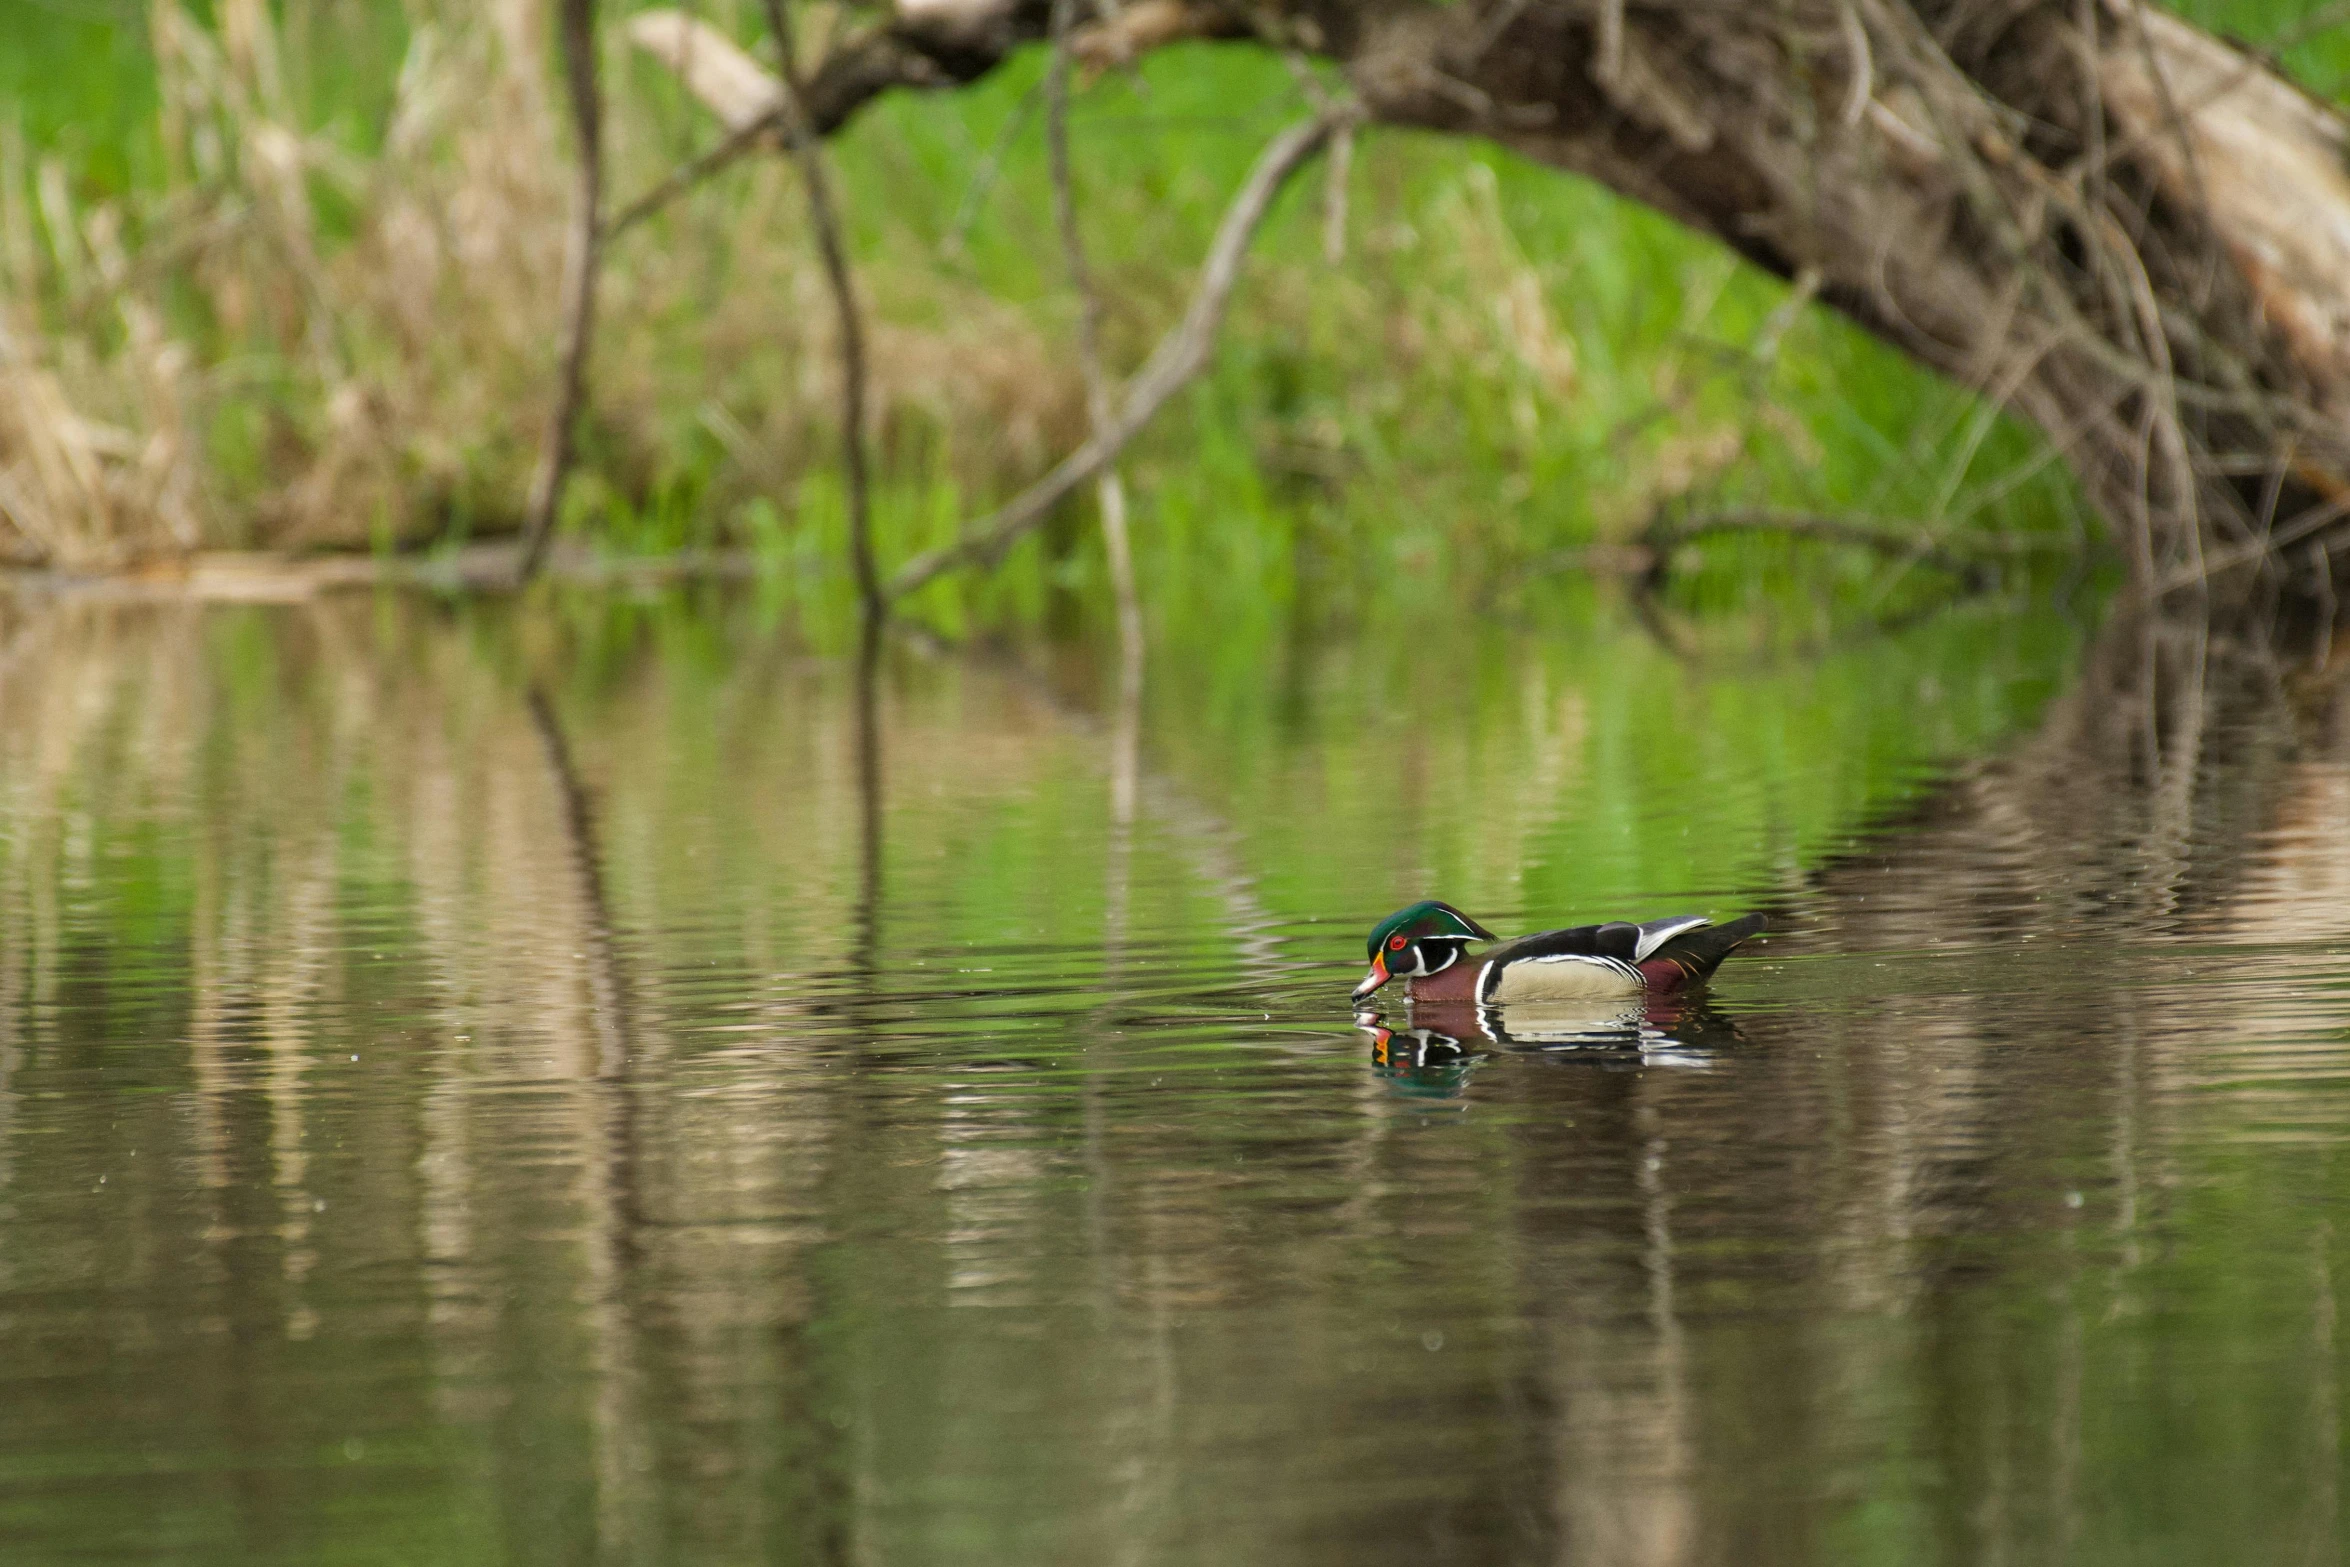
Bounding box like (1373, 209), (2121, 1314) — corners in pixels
(2, 589), (2347, 1565)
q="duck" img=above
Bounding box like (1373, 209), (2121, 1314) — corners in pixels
(1352, 900), (1765, 1005)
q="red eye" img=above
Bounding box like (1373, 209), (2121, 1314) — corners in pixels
(1388, 935), (1407, 950)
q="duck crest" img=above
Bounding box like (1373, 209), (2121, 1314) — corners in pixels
(1364, 900), (1495, 953)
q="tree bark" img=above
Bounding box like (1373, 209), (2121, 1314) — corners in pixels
(631, 1), (2350, 592)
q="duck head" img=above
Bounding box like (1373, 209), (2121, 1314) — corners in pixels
(1353, 900), (1496, 1002)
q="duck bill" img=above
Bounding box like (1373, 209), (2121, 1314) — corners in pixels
(1351, 954), (1392, 1002)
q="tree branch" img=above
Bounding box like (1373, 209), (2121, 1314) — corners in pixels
(617, 0), (2350, 586)
(1047, 0), (1143, 687)
(624, 9), (996, 136)
(606, 105), (782, 238)
(518, 0), (604, 584)
(2156, 487), (2350, 595)
(1643, 507), (2068, 587)
(889, 100), (1359, 600)
(759, 0), (882, 619)
(611, 10), (979, 239)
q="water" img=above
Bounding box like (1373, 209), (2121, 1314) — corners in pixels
(0, 589), (2343, 1564)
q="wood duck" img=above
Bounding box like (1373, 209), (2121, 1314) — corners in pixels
(1352, 900), (1765, 1005)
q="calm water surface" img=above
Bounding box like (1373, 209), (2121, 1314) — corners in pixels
(0, 590), (2344, 1564)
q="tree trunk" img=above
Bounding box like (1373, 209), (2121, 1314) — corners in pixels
(1333, 0), (2350, 593)
(634, 1), (2350, 591)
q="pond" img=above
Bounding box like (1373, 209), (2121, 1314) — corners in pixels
(0, 587), (2343, 1564)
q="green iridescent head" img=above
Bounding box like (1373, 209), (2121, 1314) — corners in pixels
(1354, 901), (1496, 1001)
(1364, 900), (1493, 961)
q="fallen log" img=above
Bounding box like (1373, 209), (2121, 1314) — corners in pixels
(629, 1), (2350, 595)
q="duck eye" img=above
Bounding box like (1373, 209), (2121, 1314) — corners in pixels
(1387, 935), (1407, 951)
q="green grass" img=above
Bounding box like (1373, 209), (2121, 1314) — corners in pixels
(800, 43), (2097, 634)
(4, 1), (2339, 634)
(2172, 0), (2350, 95)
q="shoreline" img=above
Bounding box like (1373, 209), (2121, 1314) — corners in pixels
(0, 544), (770, 603)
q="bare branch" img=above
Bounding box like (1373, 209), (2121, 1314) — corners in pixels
(1644, 507), (2069, 586)
(607, 106), (782, 238)
(943, 76), (1046, 260)
(614, 0), (2350, 586)
(1593, 0), (1624, 90)
(1837, 3), (1873, 130)
(1047, 0), (1142, 678)
(518, 0), (603, 584)
(760, 0), (882, 619)
(1070, 0), (1234, 69)
(626, 10), (789, 128)
(626, 7), (1001, 145)
(888, 101), (1360, 601)
(1322, 119), (1353, 264)
(610, 8), (978, 239)
(2157, 489), (2350, 595)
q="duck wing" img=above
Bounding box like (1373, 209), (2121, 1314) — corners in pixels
(1474, 916), (1762, 1001)
(1481, 917), (1714, 969)
(1641, 913), (1767, 983)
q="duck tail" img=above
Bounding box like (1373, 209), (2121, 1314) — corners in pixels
(1651, 913), (1766, 983)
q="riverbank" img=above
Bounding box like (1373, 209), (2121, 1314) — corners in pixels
(0, 543), (764, 603)
(2, 6), (2086, 608)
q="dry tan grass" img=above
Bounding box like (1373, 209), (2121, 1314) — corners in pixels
(0, 0), (1806, 573)
(0, 0), (1091, 566)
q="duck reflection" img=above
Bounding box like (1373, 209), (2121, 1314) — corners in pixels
(1361, 995), (1745, 1094)
(1363, 1015), (1482, 1096)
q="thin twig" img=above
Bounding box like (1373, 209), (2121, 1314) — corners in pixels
(761, 0), (882, 620)
(943, 76), (1047, 261)
(1837, 2), (1873, 129)
(1321, 119), (1353, 264)
(606, 105), (783, 238)
(2119, 0), (2221, 312)
(519, 0), (604, 584)
(1635, 507), (2067, 589)
(2105, 5), (2209, 583)
(2310, 539), (2337, 669)
(1593, 0), (1625, 88)
(1048, 13), (1109, 413)
(2155, 489), (2350, 594)
(1749, 264), (1822, 366)
(1468, 0), (1531, 65)
(1048, 0), (1143, 691)
(888, 101), (1358, 600)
